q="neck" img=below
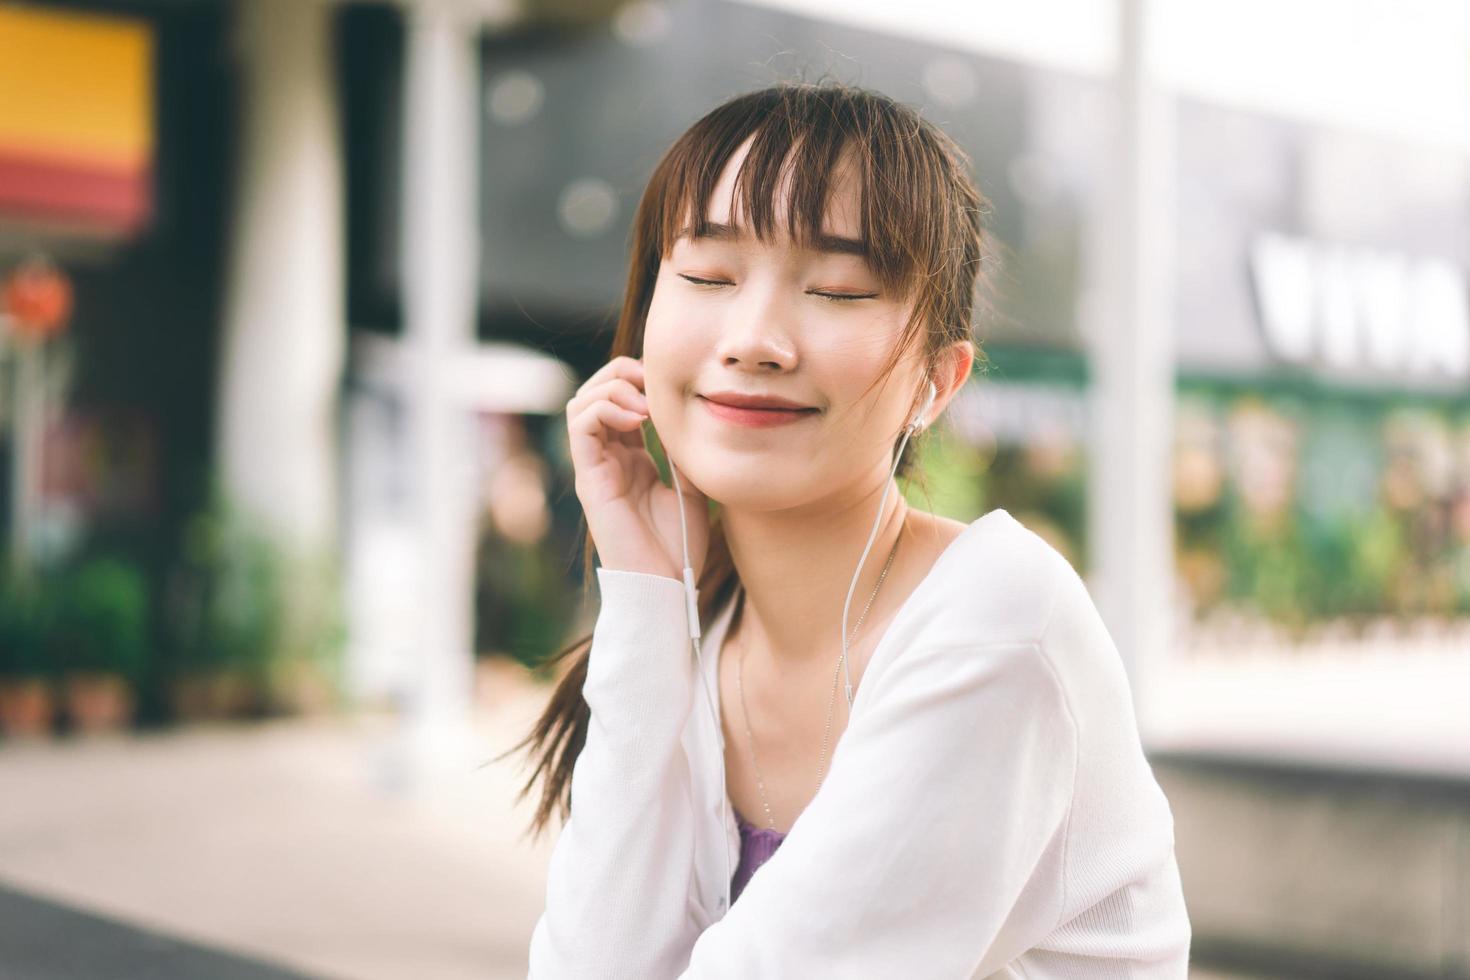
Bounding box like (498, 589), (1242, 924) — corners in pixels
(721, 468), (911, 673)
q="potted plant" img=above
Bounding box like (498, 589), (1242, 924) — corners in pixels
(0, 571), (57, 739)
(165, 500), (282, 721)
(50, 557), (148, 735)
(261, 547), (346, 718)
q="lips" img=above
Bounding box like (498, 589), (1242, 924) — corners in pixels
(700, 391), (815, 411)
(698, 395), (818, 429)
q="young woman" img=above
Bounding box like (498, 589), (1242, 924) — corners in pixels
(507, 82), (1192, 977)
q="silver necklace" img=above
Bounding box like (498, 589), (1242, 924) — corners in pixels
(735, 529), (902, 833)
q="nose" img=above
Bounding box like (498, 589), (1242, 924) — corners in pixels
(713, 280), (798, 373)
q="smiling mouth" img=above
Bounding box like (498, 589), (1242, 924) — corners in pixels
(697, 396), (819, 428)
(699, 397), (817, 411)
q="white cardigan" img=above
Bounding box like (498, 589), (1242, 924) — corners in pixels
(527, 508), (1191, 978)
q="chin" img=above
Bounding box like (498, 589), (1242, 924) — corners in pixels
(683, 463), (811, 512)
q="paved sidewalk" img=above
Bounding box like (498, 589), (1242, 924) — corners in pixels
(0, 666), (557, 980)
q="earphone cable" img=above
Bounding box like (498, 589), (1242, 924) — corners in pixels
(667, 379), (930, 916)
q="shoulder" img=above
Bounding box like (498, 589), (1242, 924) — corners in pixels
(940, 513), (1141, 740)
(948, 511), (1132, 708)
(899, 508), (1070, 651)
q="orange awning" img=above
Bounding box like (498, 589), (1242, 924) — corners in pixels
(0, 5), (154, 237)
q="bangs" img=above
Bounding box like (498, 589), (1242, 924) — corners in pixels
(650, 87), (944, 303)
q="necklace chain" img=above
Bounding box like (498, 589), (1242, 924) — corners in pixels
(735, 526), (902, 833)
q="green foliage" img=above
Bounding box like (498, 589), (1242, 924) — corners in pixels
(47, 557), (149, 681)
(164, 488), (346, 710)
(1176, 377), (1470, 628)
(478, 537), (575, 670)
(166, 498), (285, 685)
(0, 568), (52, 679)
(903, 428), (985, 518)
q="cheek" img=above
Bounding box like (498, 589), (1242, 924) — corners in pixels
(815, 339), (922, 440)
(644, 282), (715, 358)
(640, 291), (703, 405)
(806, 327), (898, 399)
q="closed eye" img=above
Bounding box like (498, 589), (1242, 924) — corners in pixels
(678, 274), (729, 290)
(812, 290), (878, 303)
(677, 274), (877, 303)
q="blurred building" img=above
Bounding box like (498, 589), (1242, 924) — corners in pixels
(1, 0), (1468, 975)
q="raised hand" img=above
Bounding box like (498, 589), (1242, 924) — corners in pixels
(566, 356), (710, 581)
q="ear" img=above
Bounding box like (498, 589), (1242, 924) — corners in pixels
(926, 339), (975, 425)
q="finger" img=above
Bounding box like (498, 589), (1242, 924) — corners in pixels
(568, 378), (650, 452)
(568, 371), (646, 426)
(573, 356), (646, 404)
(578, 355), (642, 393)
(568, 398), (649, 462)
(576, 377), (649, 417)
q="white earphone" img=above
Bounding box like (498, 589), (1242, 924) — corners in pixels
(666, 375), (936, 916)
(908, 377), (938, 436)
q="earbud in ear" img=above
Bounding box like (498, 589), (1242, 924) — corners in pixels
(908, 378), (938, 435)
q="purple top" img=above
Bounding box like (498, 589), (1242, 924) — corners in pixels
(730, 808), (788, 904)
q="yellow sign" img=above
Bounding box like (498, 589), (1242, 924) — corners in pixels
(0, 4), (154, 234)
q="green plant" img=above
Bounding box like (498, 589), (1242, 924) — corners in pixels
(164, 487), (346, 713)
(0, 570), (52, 680)
(167, 499), (285, 687)
(48, 557), (149, 683)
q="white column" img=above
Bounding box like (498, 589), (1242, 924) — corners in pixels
(217, 0), (344, 557)
(1084, 0), (1176, 729)
(398, 2), (482, 772)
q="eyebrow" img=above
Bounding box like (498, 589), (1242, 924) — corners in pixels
(676, 221), (869, 258)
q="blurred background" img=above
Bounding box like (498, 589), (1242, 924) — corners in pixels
(0, 0), (1467, 977)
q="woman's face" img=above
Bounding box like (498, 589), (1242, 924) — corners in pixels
(641, 135), (930, 511)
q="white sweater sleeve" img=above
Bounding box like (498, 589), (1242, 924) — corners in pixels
(676, 577), (1079, 976)
(527, 567), (704, 980)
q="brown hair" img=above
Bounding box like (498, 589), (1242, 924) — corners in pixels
(493, 81), (997, 843)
